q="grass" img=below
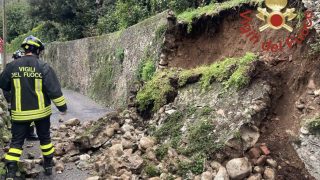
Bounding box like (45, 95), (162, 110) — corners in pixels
(177, 154), (205, 176)
(140, 58), (156, 82)
(179, 119), (222, 156)
(179, 52), (257, 90)
(115, 47), (125, 63)
(153, 111), (184, 141)
(155, 144), (169, 161)
(177, 0), (262, 23)
(91, 54), (117, 101)
(144, 163), (161, 177)
(136, 70), (176, 111)
(305, 116), (320, 134)
(155, 24), (167, 42)
(137, 52), (257, 112)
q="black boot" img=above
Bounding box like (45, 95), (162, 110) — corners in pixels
(26, 126), (38, 141)
(43, 157), (53, 176)
(5, 162), (18, 180)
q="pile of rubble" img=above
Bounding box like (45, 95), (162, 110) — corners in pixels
(34, 103), (278, 180)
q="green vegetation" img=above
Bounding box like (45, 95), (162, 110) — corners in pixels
(6, 0), (217, 44)
(179, 52), (257, 89)
(155, 24), (168, 42)
(7, 22), (59, 53)
(144, 163), (161, 177)
(153, 112), (184, 141)
(115, 47), (125, 63)
(185, 106), (197, 117)
(155, 144), (169, 161)
(224, 52), (257, 89)
(91, 54), (117, 102)
(136, 70), (176, 111)
(306, 116), (320, 134)
(177, 154), (204, 176)
(137, 53), (257, 112)
(199, 106), (212, 116)
(140, 58), (156, 82)
(179, 119), (222, 156)
(177, 0), (262, 23)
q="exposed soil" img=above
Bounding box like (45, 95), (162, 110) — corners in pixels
(166, 5), (320, 179)
(168, 8), (297, 69)
(259, 53), (318, 180)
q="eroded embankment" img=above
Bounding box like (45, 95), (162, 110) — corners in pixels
(157, 2), (320, 179)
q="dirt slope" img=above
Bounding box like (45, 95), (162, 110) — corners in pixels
(164, 5), (319, 179)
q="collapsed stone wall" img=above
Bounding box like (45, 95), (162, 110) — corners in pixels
(43, 12), (167, 107)
(0, 91), (11, 147)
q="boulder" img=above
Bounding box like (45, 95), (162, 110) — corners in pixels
(65, 118), (81, 126)
(266, 159), (277, 168)
(201, 171), (214, 180)
(226, 158), (252, 180)
(263, 167), (276, 180)
(55, 161), (65, 174)
(86, 176), (100, 180)
(247, 174), (262, 180)
(214, 166), (229, 180)
(109, 144), (124, 157)
(240, 126), (260, 149)
(139, 137), (155, 149)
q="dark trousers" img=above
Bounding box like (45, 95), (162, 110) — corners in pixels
(5, 116), (54, 163)
(10, 116), (51, 149)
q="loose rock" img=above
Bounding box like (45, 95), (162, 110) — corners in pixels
(226, 158), (252, 180)
(263, 167), (276, 180)
(65, 118), (81, 126)
(214, 166), (229, 180)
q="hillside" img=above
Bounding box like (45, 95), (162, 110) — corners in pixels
(0, 0), (319, 180)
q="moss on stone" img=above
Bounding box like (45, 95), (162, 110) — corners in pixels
(177, 0), (262, 23)
(179, 52), (257, 90)
(136, 70), (176, 111)
(155, 144), (169, 161)
(155, 24), (167, 42)
(153, 111), (184, 141)
(179, 119), (222, 156)
(306, 116), (320, 134)
(138, 53), (257, 112)
(144, 163), (161, 177)
(90, 54), (118, 103)
(177, 154), (205, 176)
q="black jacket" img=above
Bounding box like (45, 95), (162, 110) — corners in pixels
(0, 55), (67, 121)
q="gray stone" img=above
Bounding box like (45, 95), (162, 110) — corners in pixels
(214, 166), (229, 180)
(247, 174), (262, 180)
(263, 167), (276, 180)
(266, 159), (277, 168)
(79, 154), (90, 161)
(139, 137), (155, 149)
(64, 118), (81, 126)
(165, 109), (177, 115)
(55, 161), (65, 174)
(253, 166), (264, 174)
(86, 177), (100, 180)
(201, 171), (213, 180)
(240, 126), (260, 150)
(226, 158), (252, 180)
(109, 144), (124, 157)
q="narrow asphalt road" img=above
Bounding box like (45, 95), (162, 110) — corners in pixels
(22, 89), (110, 180)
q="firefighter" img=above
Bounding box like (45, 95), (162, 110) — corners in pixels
(0, 35), (67, 179)
(5, 50), (39, 141)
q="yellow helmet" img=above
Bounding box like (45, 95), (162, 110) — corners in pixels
(21, 35), (44, 51)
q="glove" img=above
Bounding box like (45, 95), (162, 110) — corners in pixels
(58, 111), (67, 122)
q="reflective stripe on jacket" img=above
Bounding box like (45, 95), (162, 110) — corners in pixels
(0, 55), (67, 121)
